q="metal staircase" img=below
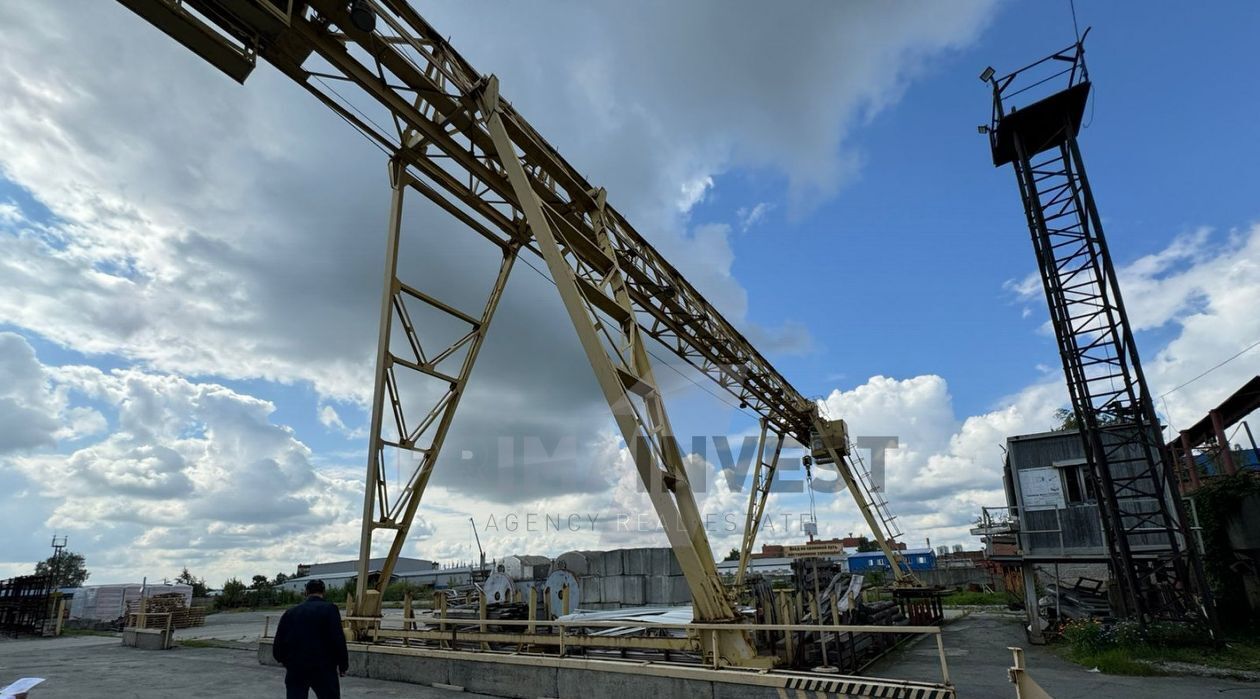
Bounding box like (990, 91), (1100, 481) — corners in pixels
(848, 445), (903, 541)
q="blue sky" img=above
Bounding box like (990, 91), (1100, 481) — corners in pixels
(714, 0), (1260, 420)
(0, 1), (1257, 583)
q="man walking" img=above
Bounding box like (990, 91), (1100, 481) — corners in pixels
(272, 580), (350, 699)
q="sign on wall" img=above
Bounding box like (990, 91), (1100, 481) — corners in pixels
(1018, 466), (1065, 511)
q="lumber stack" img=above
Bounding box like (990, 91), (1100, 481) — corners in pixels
(126, 593), (207, 629)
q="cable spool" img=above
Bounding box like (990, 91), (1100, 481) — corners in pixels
(542, 569), (580, 618)
(482, 571), (514, 605)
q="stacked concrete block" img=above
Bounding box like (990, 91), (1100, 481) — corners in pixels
(600, 550), (622, 576)
(579, 576), (602, 605)
(552, 548), (694, 610)
(651, 547), (682, 576)
(669, 575), (691, 604)
(621, 548), (649, 575)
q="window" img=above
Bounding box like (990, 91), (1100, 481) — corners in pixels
(1054, 458), (1094, 505)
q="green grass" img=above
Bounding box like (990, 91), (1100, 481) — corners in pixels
(1059, 637), (1260, 676)
(940, 590), (1010, 607)
(1143, 641), (1260, 672)
(1064, 647), (1162, 676)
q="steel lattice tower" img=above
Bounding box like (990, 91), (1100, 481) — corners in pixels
(985, 36), (1218, 635)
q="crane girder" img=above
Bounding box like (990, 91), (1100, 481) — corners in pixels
(285, 0), (820, 442)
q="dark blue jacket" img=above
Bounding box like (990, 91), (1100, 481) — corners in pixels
(272, 596), (349, 674)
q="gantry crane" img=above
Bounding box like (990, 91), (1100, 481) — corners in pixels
(115, 0), (920, 665)
(983, 34), (1219, 637)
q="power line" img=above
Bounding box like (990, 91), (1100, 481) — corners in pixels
(1160, 338), (1260, 398)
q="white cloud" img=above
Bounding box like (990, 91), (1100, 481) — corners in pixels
(0, 201), (21, 225)
(677, 175), (715, 213)
(813, 375), (1065, 547)
(0, 332), (61, 453)
(0, 335), (363, 583)
(736, 202), (774, 232)
(1003, 224), (1260, 430)
(318, 405), (346, 432)
(0, 1), (995, 403)
(1130, 226), (1260, 429)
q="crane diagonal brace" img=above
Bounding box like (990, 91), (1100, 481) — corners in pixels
(353, 159), (519, 620)
(479, 78), (759, 667)
(736, 419), (784, 586)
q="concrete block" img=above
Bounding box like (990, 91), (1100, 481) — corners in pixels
(650, 547), (675, 576)
(621, 575), (647, 606)
(347, 647), (370, 678)
(258, 640), (279, 666)
(602, 575), (625, 604)
(602, 550), (623, 576)
(601, 574), (648, 606)
(122, 627), (170, 650)
(670, 575), (693, 604)
(449, 656), (558, 699)
(624, 548), (650, 575)
(366, 650), (449, 686)
(644, 575), (670, 605)
(713, 681), (780, 699)
(558, 668), (713, 699)
(579, 576), (602, 604)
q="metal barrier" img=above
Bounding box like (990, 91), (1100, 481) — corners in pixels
(262, 612), (953, 686)
(1008, 646), (1053, 698)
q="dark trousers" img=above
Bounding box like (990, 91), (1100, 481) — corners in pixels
(284, 666), (340, 699)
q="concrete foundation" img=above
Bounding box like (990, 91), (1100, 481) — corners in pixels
(122, 627), (171, 650)
(259, 639), (953, 699)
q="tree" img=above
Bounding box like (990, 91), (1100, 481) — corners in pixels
(1053, 408), (1078, 431)
(218, 578), (247, 608)
(35, 551), (89, 588)
(250, 574), (270, 590)
(175, 567), (209, 597)
(273, 572), (289, 586)
(725, 548), (740, 562)
(1053, 407), (1121, 432)
(855, 537), (879, 553)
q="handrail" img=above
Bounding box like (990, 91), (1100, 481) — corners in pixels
(258, 611), (952, 684)
(260, 612), (940, 636)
